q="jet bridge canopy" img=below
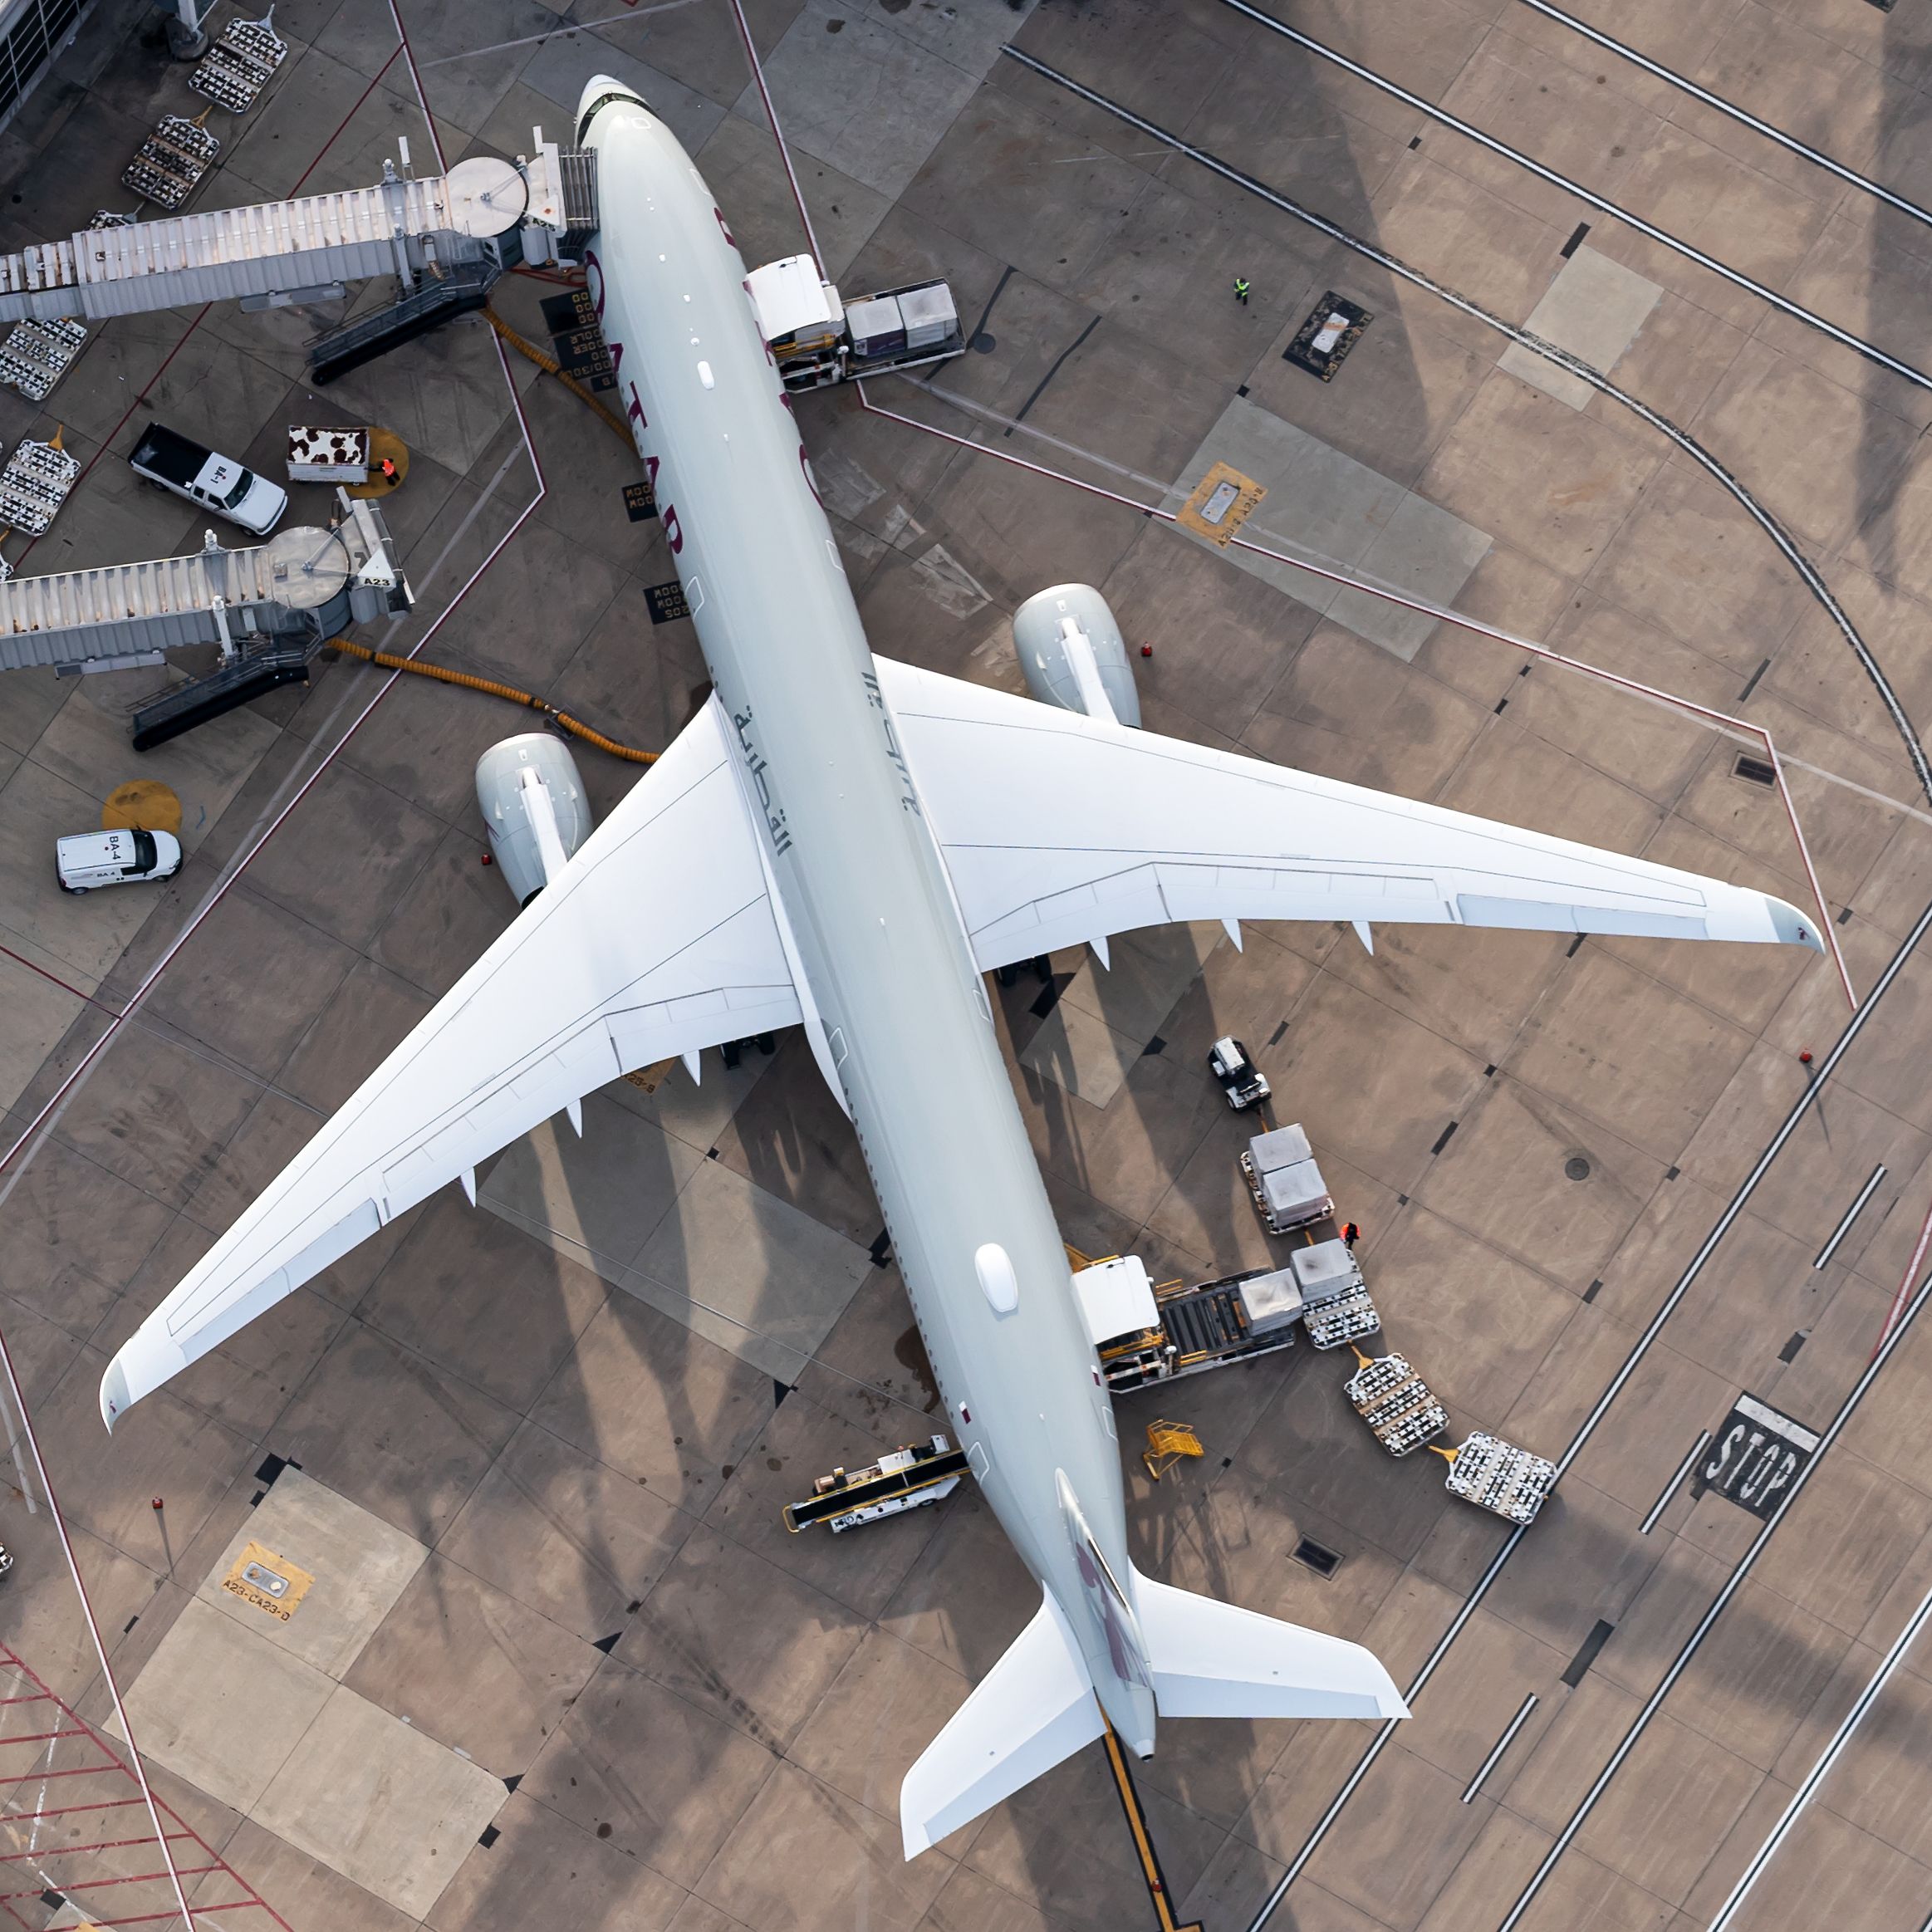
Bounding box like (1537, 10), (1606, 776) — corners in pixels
(0, 496), (408, 674)
(0, 145), (592, 324)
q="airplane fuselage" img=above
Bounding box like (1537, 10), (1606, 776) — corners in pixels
(579, 91), (1157, 1749)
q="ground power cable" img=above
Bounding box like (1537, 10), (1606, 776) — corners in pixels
(1510, 0), (1932, 237)
(1213, 0), (1932, 398)
(484, 306), (637, 449)
(998, 45), (1932, 814)
(326, 637), (657, 763)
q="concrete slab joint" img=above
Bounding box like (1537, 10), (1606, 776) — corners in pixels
(1166, 398), (1492, 660)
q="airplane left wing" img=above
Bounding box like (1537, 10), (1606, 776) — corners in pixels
(100, 697), (802, 1429)
(875, 658), (1823, 965)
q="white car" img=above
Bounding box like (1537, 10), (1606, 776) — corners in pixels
(56, 828), (183, 893)
(129, 422), (287, 536)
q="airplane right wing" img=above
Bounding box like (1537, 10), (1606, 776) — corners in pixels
(100, 696), (802, 1429)
(876, 658), (1823, 967)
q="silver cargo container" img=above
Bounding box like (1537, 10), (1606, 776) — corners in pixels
(1236, 1268), (1303, 1332)
(846, 293), (906, 360)
(896, 281), (958, 350)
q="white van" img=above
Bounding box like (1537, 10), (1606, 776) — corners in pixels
(56, 828), (183, 893)
(129, 422), (287, 536)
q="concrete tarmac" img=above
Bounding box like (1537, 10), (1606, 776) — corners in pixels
(1, 0), (1930, 1928)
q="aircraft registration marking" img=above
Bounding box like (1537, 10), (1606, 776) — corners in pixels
(220, 1539), (315, 1623)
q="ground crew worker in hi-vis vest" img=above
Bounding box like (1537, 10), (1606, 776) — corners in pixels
(1233, 277), (1251, 306)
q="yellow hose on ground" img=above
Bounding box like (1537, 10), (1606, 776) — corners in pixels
(483, 307), (635, 450)
(329, 637), (658, 764)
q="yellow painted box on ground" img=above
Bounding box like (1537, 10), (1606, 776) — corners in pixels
(220, 1539), (315, 1623)
(1175, 460), (1266, 547)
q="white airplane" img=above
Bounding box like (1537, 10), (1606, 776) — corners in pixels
(98, 79), (1822, 1857)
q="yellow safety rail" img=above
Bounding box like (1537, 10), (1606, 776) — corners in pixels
(1142, 1420), (1203, 1482)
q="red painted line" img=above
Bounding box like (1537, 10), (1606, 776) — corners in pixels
(385, 0), (449, 172)
(0, 1864), (221, 1901)
(0, 17), (533, 1927)
(726, 0), (823, 279)
(0, 1796), (146, 1822)
(0, 1762), (126, 1786)
(11, 306), (213, 569)
(1872, 1189), (1932, 1360)
(287, 48), (403, 196)
(0, 942), (124, 1010)
(0, 1831), (194, 1863)
(45, 1907), (268, 1930)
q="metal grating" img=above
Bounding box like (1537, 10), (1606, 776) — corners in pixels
(555, 147), (599, 239)
(0, 1642), (292, 1930)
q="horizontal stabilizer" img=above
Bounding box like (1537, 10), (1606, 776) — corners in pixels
(900, 1588), (1103, 1858)
(1133, 1568), (1408, 1720)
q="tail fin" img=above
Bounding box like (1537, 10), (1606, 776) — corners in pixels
(900, 1588), (1103, 1858)
(1133, 1566), (1409, 1720)
(899, 1574), (1407, 1859)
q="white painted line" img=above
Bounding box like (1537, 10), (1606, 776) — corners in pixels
(1708, 1578), (1932, 1930)
(1816, 1165), (1887, 1271)
(1639, 1431), (1709, 1535)
(1513, 0), (1932, 236)
(1215, 0), (1932, 397)
(1461, 1694), (1537, 1803)
(420, 0), (706, 66)
(1496, 1266), (1932, 1931)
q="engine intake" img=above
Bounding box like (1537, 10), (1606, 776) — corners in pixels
(1011, 584), (1140, 728)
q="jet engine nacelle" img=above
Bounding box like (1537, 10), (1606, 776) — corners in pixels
(475, 733), (593, 907)
(1011, 583), (1141, 728)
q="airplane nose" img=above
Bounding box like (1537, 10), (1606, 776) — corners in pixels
(576, 74), (646, 139)
(578, 75), (620, 116)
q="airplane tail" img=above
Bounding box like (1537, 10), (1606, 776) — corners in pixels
(898, 1574), (1406, 1858)
(1130, 1565), (1409, 1721)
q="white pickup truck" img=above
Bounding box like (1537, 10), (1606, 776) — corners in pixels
(130, 422), (287, 535)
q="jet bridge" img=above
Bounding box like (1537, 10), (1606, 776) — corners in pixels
(0, 143), (594, 326)
(0, 493), (409, 745)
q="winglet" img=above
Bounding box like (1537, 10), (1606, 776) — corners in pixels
(1768, 895), (1825, 954)
(99, 1356), (130, 1434)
